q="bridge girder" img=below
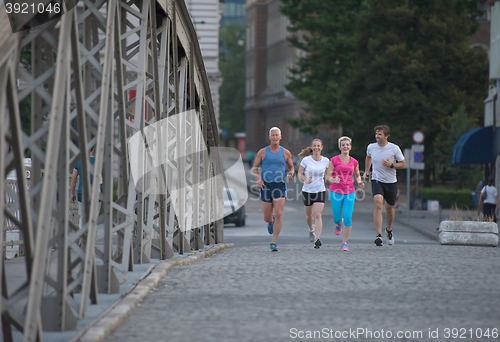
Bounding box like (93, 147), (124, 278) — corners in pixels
(0, 0), (223, 340)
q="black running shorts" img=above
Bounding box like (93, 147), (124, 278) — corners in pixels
(301, 191), (326, 206)
(371, 180), (398, 206)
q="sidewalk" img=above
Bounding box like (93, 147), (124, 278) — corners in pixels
(5, 244), (232, 342)
(393, 191), (496, 242)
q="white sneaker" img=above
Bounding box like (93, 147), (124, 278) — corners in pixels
(309, 229), (316, 242)
(386, 227), (394, 245)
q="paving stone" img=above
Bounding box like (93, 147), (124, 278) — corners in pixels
(104, 244), (500, 342)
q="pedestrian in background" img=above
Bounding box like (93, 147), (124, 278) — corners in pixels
(251, 127), (295, 252)
(364, 125), (405, 246)
(297, 139), (330, 249)
(479, 178), (499, 223)
(326, 136), (364, 251)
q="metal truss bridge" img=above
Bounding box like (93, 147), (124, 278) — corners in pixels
(0, 0), (224, 340)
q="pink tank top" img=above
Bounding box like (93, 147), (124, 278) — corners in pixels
(329, 155), (358, 194)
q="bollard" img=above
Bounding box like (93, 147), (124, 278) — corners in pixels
(439, 221), (498, 246)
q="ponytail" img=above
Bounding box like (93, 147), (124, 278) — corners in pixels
(298, 146), (313, 158)
(298, 138), (322, 158)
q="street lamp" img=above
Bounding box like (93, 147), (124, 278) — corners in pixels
(237, 31), (245, 46)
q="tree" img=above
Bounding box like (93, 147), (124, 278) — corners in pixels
(434, 104), (482, 188)
(280, 0), (367, 134)
(218, 23), (246, 140)
(345, 0), (488, 170)
(19, 37), (32, 136)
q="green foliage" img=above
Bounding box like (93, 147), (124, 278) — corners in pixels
(19, 95), (31, 136)
(346, 0), (488, 157)
(419, 186), (475, 208)
(219, 23), (246, 138)
(20, 38), (32, 73)
(434, 104), (482, 188)
(281, 0), (489, 162)
(20, 38), (32, 137)
(111, 178), (118, 218)
(280, 0), (367, 134)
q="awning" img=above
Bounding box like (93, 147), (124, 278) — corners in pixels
(452, 126), (499, 164)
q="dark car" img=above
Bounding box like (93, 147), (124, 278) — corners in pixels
(223, 188), (245, 227)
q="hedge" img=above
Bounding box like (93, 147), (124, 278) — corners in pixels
(418, 186), (475, 209)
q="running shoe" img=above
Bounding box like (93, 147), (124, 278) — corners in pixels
(314, 238), (322, 249)
(341, 242), (349, 251)
(267, 215), (275, 235)
(270, 241), (278, 251)
(374, 234), (383, 246)
(386, 227), (394, 245)
(309, 229), (316, 242)
(335, 219), (343, 235)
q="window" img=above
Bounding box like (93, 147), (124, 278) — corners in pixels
(223, 3), (245, 18)
(477, 1), (487, 21)
(246, 24), (254, 50)
(267, 13), (288, 46)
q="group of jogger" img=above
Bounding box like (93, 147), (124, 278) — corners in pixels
(251, 125), (406, 252)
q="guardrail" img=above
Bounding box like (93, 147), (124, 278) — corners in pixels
(3, 179), (26, 258)
(3, 176), (80, 257)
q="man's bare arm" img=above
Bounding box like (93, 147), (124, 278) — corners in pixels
(70, 168), (78, 202)
(251, 148), (265, 183)
(284, 149), (294, 174)
(364, 155), (372, 179)
(395, 159), (406, 169)
(284, 149), (294, 181)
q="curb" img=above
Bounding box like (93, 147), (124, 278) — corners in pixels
(395, 218), (439, 241)
(73, 243), (234, 342)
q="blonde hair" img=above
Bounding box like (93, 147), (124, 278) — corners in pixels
(298, 139), (322, 158)
(338, 136), (352, 149)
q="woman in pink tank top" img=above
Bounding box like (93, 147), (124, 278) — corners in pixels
(326, 136), (365, 251)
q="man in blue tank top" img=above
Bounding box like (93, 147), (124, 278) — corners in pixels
(252, 127), (295, 251)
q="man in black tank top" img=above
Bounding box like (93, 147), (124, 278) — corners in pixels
(251, 127), (295, 251)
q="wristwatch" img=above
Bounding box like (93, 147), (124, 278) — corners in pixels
(390, 163), (394, 168)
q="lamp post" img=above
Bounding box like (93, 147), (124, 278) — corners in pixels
(237, 31), (245, 46)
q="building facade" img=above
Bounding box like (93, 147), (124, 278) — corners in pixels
(244, 0), (311, 154)
(484, 1), (500, 186)
(220, 0), (246, 27)
(185, 0), (222, 126)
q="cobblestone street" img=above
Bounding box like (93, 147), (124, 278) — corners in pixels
(105, 244), (500, 342)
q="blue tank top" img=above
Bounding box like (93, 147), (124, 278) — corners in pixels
(261, 146), (286, 183)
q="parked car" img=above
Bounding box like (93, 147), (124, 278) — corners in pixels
(223, 188), (245, 227)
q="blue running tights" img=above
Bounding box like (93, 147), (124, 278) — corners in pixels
(329, 192), (355, 227)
